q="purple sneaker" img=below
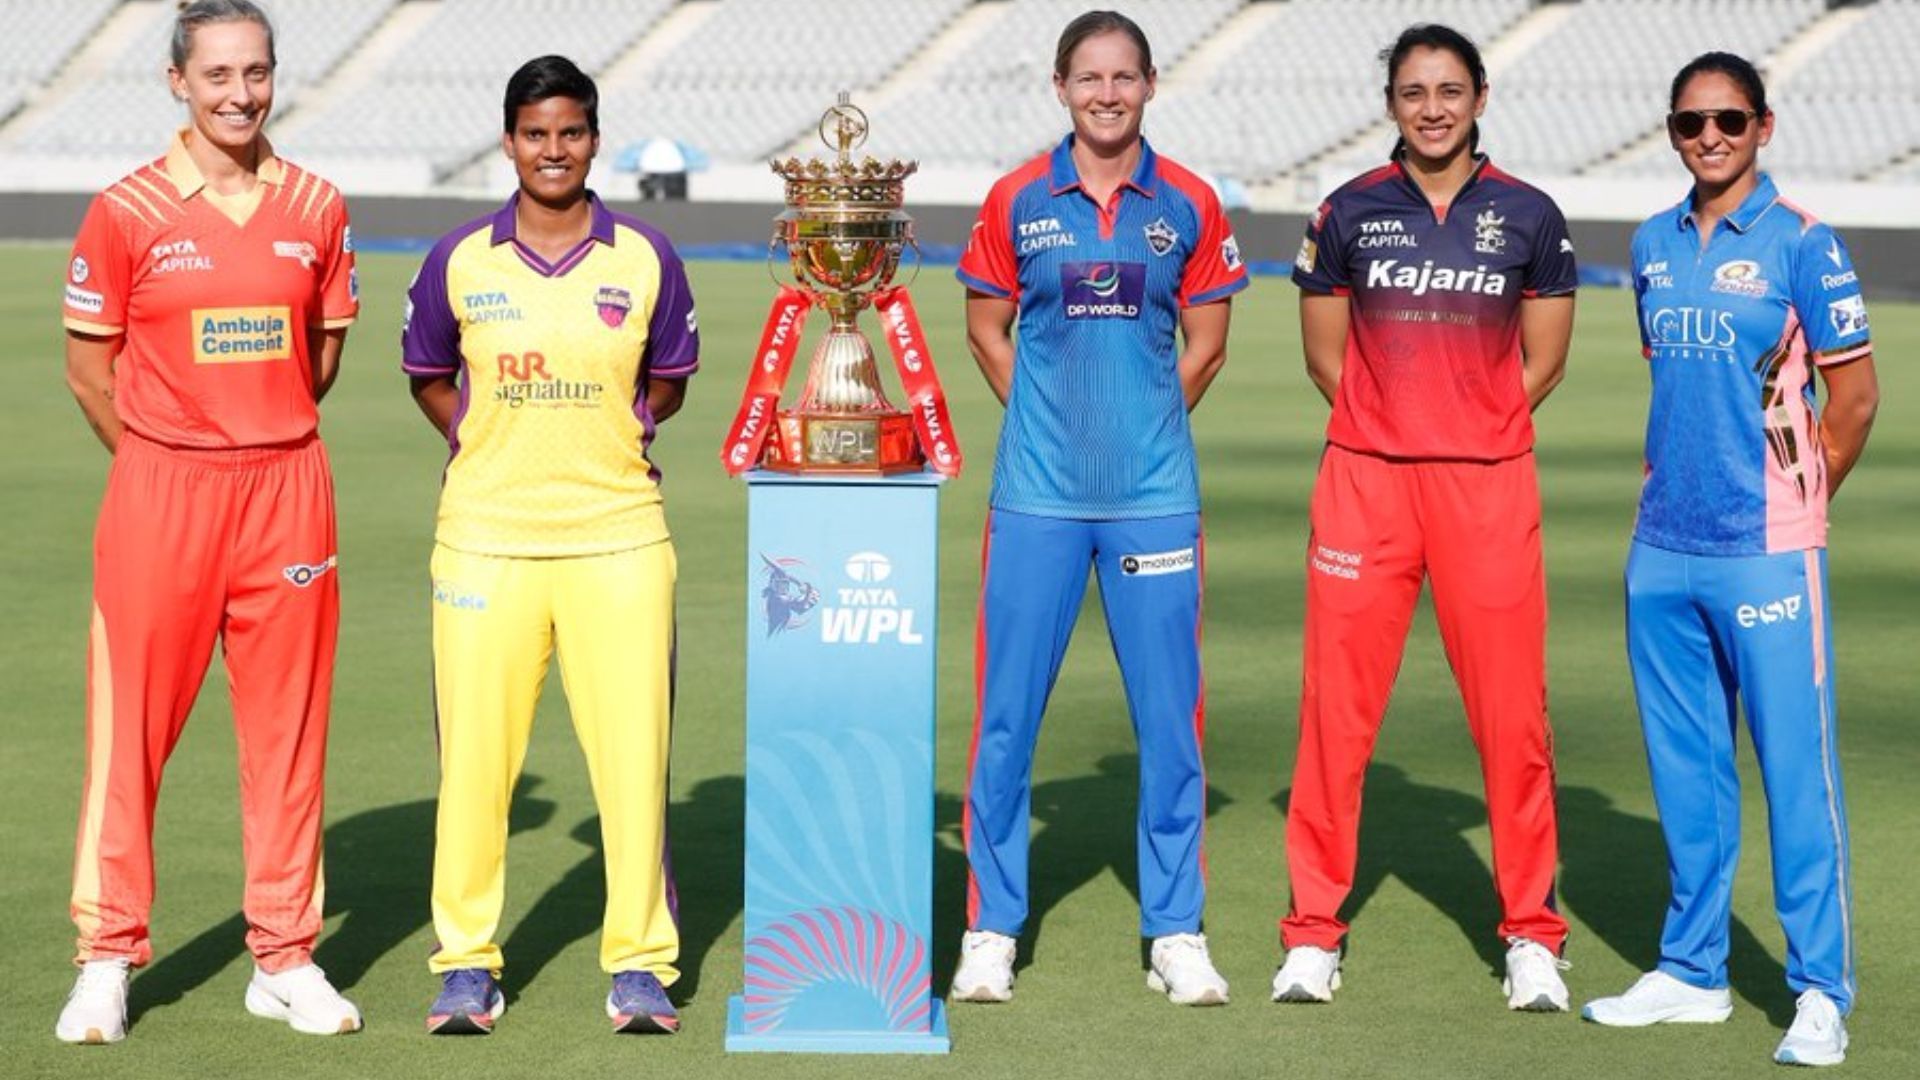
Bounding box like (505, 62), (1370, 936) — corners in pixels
(607, 971), (678, 1034)
(427, 969), (505, 1035)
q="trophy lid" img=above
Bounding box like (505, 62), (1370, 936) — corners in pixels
(773, 92), (917, 210)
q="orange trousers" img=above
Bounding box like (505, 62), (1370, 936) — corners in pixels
(70, 432), (339, 971)
(1282, 445), (1566, 953)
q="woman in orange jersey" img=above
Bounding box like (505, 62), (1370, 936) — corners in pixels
(56, 0), (361, 1044)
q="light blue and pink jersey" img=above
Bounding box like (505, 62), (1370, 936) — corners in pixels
(1631, 172), (1871, 555)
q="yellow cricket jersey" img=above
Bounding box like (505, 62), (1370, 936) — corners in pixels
(402, 193), (699, 556)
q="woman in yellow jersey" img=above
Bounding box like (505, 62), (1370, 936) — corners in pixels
(401, 55), (698, 1036)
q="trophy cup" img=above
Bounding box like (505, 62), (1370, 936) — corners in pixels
(721, 94), (961, 477)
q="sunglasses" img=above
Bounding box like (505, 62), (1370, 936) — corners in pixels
(1668, 109), (1758, 139)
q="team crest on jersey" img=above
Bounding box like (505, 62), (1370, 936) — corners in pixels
(1473, 208), (1506, 254)
(595, 286), (633, 328)
(1143, 216), (1179, 256)
(1829, 295), (1868, 336)
(1222, 235), (1243, 272)
(1709, 260), (1769, 299)
(759, 555), (820, 637)
(282, 555), (337, 588)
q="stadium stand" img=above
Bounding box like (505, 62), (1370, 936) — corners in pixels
(868, 0), (1245, 169)
(1144, 0), (1530, 184)
(595, 0), (972, 165)
(0, 0), (118, 126)
(274, 0), (676, 175)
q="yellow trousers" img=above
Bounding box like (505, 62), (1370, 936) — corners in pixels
(427, 541), (678, 981)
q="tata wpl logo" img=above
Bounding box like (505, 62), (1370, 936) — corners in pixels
(820, 551), (924, 646)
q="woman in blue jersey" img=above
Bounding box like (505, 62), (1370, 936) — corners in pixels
(950, 9), (1248, 1007)
(1581, 53), (1879, 1069)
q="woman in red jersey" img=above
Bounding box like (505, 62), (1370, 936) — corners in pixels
(1273, 23), (1577, 1013)
(56, 0), (360, 1044)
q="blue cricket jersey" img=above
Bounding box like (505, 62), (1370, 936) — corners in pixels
(1631, 174), (1873, 556)
(957, 136), (1248, 519)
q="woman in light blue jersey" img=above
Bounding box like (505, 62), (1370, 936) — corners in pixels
(1582, 52), (1879, 1070)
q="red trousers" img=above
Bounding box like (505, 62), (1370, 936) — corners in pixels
(1282, 445), (1565, 952)
(70, 432), (339, 971)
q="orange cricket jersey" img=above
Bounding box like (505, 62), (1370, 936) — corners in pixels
(62, 132), (357, 449)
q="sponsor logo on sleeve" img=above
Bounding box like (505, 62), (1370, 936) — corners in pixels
(1295, 237), (1317, 274)
(1826, 237), (1843, 268)
(686, 308), (698, 335)
(1829, 295), (1868, 336)
(69, 256), (89, 283)
(348, 267), (359, 302)
(192, 306), (291, 364)
(1144, 216), (1178, 256)
(1120, 548), (1196, 576)
(1221, 234), (1243, 272)
(342, 225), (354, 254)
(65, 283), (105, 313)
(1060, 261), (1145, 319)
(1559, 237), (1575, 254)
(1709, 259), (1769, 298)
(1820, 269), (1857, 290)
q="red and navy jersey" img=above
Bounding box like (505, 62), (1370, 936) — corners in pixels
(958, 136), (1247, 519)
(1293, 156), (1576, 461)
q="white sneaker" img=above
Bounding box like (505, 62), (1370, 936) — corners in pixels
(1581, 970), (1732, 1026)
(950, 930), (1016, 1003)
(55, 958), (131, 1044)
(1774, 989), (1848, 1067)
(1270, 944), (1340, 1003)
(1147, 933), (1229, 1006)
(1503, 937), (1570, 1012)
(245, 963), (363, 1035)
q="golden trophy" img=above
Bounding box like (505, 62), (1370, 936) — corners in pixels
(720, 94), (960, 477)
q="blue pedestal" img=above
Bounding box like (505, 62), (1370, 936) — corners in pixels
(725, 470), (951, 1054)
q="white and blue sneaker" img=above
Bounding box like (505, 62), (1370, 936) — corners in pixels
(55, 958), (130, 1044)
(1582, 970), (1732, 1026)
(950, 930), (1016, 1003)
(1774, 990), (1847, 1067)
(1271, 945), (1340, 1003)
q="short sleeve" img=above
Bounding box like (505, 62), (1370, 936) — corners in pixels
(1524, 196), (1578, 298)
(644, 233), (699, 378)
(956, 178), (1018, 300)
(1291, 197), (1349, 294)
(1793, 224), (1871, 366)
(63, 195), (129, 335)
(1179, 183), (1250, 307)
(400, 238), (463, 376)
(315, 191), (358, 328)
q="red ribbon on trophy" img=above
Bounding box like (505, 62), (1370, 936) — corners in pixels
(872, 286), (961, 477)
(720, 287), (814, 476)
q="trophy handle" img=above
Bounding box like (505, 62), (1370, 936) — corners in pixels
(901, 225), (922, 291)
(765, 229), (791, 291)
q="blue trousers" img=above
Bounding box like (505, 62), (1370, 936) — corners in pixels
(1625, 541), (1854, 1012)
(965, 510), (1206, 939)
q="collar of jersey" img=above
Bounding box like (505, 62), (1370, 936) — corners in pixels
(490, 190), (617, 248)
(162, 128), (285, 199)
(1674, 172), (1779, 235)
(1048, 134), (1157, 198)
(1387, 149), (1491, 206)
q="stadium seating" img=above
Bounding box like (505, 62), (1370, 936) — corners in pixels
(596, 0), (973, 165)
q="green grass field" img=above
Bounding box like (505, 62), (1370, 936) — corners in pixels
(1, 242), (1914, 1079)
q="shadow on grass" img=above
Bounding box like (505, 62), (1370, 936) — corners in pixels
(501, 774), (743, 1006)
(933, 753), (1230, 980)
(1557, 785), (1792, 1027)
(128, 776), (557, 1024)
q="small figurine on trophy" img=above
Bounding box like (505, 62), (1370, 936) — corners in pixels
(720, 94), (961, 476)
